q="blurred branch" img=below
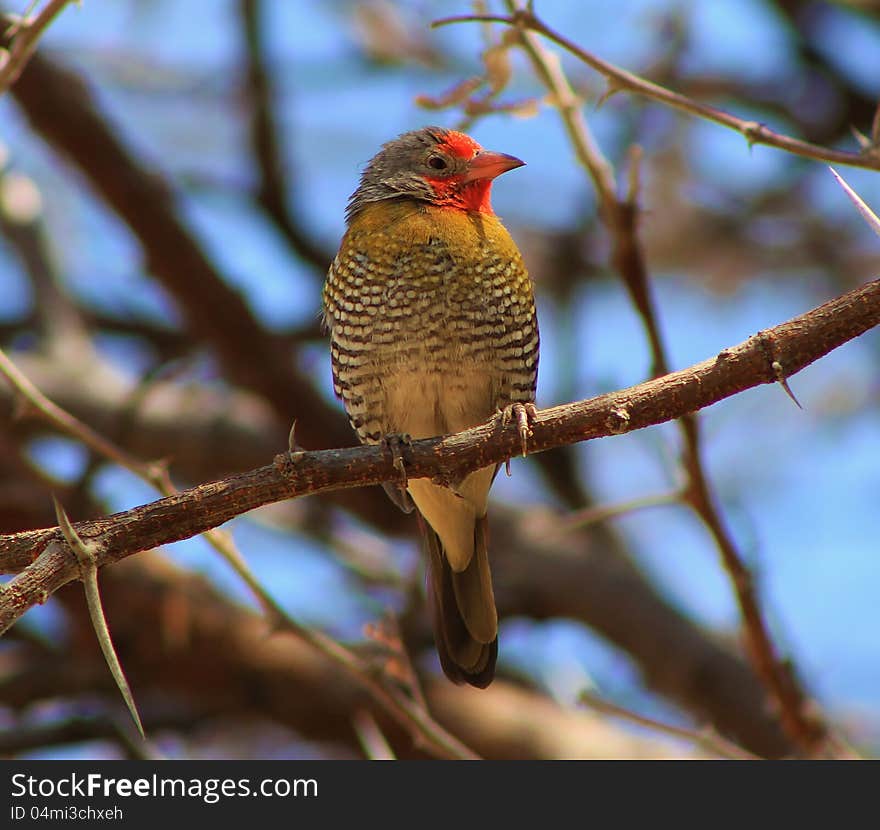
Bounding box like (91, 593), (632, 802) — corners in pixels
(771, 0), (880, 146)
(557, 490), (682, 531)
(0, 161), (89, 345)
(578, 689), (758, 760)
(0, 350), (286, 484)
(497, 0), (829, 754)
(0, 0), (74, 95)
(0, 346), (805, 755)
(0, 712), (163, 759)
(1, 553), (709, 759)
(7, 51), (330, 445)
(432, 7), (880, 170)
(0, 349), (475, 760)
(200, 521), (479, 760)
(0, 347), (168, 486)
(489, 509), (791, 757)
(2, 275), (878, 623)
(9, 47), (404, 532)
(353, 710), (396, 760)
(238, 0), (333, 271)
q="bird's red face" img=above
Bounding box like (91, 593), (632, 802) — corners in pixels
(421, 130), (524, 215)
(346, 127), (525, 222)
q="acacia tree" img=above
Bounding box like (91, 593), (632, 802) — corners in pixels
(0, 0), (878, 759)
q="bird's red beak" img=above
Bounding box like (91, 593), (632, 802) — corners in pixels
(462, 149), (525, 183)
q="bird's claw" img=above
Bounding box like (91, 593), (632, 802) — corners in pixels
(498, 403), (538, 459)
(381, 433), (412, 491)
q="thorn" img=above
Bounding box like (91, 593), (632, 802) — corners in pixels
(53, 496), (145, 739)
(505, 457), (512, 477)
(288, 419), (299, 453)
(595, 81), (622, 110)
(757, 329), (804, 410)
(850, 124), (872, 151)
(393, 456), (408, 490)
(740, 121), (764, 150)
(144, 457), (172, 490)
(53, 495), (100, 565)
(829, 167), (880, 238)
(771, 361), (803, 409)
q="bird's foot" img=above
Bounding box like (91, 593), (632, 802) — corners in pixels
(381, 433), (412, 491)
(498, 403), (538, 460)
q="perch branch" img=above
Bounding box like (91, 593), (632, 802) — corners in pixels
(432, 8), (880, 170)
(2, 276), (877, 624)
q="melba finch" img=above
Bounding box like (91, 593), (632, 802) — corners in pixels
(323, 127), (539, 687)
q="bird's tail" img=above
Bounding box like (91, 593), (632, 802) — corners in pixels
(421, 513), (498, 688)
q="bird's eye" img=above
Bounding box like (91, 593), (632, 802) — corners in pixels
(426, 155), (448, 171)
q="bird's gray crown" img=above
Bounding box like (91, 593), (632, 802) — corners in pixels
(345, 126), (470, 222)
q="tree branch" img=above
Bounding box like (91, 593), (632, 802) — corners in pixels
(2, 554), (708, 759)
(2, 276), (878, 630)
(0, 0), (74, 95)
(432, 9), (880, 170)
(497, 0), (833, 753)
(8, 47), (405, 532)
(238, 0), (333, 271)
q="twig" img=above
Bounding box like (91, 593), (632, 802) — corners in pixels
(557, 490), (682, 533)
(431, 8), (880, 171)
(0, 0), (75, 95)
(195, 524), (478, 760)
(579, 689), (758, 760)
(353, 709), (396, 760)
(238, 0), (332, 271)
(0, 346), (172, 487)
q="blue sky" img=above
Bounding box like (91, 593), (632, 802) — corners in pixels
(2, 0), (879, 753)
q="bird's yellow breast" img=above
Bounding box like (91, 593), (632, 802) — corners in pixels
(343, 200), (523, 267)
(323, 198), (538, 445)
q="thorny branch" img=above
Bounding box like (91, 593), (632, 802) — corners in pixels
(2, 275), (878, 636)
(0, 354), (476, 761)
(432, 7), (880, 171)
(2, 2), (878, 759)
(238, 0), (333, 271)
(1, 56), (788, 751)
(440, 0), (840, 755)
(0, 0), (75, 95)
(8, 47), (404, 533)
(53, 497), (145, 739)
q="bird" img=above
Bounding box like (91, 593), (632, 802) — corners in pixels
(322, 126), (539, 687)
